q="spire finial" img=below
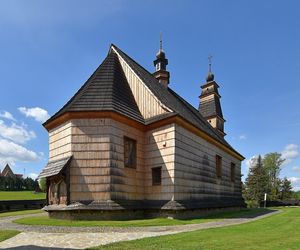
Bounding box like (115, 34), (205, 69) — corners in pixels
(208, 54), (213, 73)
(206, 54), (214, 82)
(160, 32), (163, 51)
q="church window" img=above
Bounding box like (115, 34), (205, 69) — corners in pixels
(152, 167), (162, 185)
(124, 136), (137, 168)
(216, 155), (222, 179)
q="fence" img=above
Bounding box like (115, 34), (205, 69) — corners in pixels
(0, 199), (46, 212)
(261, 200), (300, 207)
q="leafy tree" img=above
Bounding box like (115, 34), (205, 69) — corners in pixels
(280, 177), (293, 200)
(263, 153), (285, 201)
(0, 176), (39, 191)
(244, 155), (269, 207)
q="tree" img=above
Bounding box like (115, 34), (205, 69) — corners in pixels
(244, 155), (269, 207)
(0, 176), (39, 191)
(263, 153), (285, 201)
(280, 177), (293, 200)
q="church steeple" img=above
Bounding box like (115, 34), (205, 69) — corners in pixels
(199, 56), (226, 137)
(153, 34), (170, 87)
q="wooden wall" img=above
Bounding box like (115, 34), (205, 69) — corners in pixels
(49, 121), (72, 161)
(69, 118), (177, 202)
(174, 124), (242, 201)
(113, 47), (172, 119)
(108, 119), (145, 201)
(70, 119), (111, 202)
(48, 117), (242, 206)
(144, 124), (175, 200)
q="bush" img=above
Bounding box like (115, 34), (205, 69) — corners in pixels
(38, 178), (46, 192)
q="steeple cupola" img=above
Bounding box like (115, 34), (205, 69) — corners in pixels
(153, 34), (170, 87)
(199, 56), (226, 137)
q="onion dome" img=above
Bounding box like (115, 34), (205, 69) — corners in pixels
(156, 49), (166, 59)
(206, 71), (214, 82)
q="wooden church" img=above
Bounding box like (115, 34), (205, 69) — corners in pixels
(39, 42), (245, 219)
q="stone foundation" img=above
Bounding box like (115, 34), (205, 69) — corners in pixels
(44, 199), (246, 220)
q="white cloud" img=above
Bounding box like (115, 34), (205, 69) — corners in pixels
(294, 186), (300, 191)
(18, 107), (50, 123)
(0, 120), (36, 144)
(288, 177), (300, 192)
(288, 177), (300, 185)
(281, 144), (299, 165)
(0, 111), (16, 121)
(239, 134), (247, 140)
(246, 155), (259, 170)
(292, 166), (300, 173)
(0, 138), (39, 167)
(26, 173), (38, 180)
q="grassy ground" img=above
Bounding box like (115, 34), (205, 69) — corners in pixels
(14, 208), (271, 227)
(0, 191), (45, 200)
(0, 209), (43, 218)
(0, 230), (20, 242)
(89, 207), (300, 250)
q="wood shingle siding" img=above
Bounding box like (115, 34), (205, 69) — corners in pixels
(174, 124), (242, 201)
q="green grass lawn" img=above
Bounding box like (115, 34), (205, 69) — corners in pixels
(88, 207), (300, 250)
(0, 230), (20, 242)
(14, 208), (271, 227)
(0, 191), (45, 200)
(0, 209), (44, 218)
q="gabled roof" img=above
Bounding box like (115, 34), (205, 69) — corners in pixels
(44, 44), (241, 157)
(1, 164), (15, 178)
(111, 45), (233, 149)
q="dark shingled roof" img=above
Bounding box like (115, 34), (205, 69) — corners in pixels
(46, 52), (144, 124)
(44, 44), (241, 155)
(39, 156), (72, 178)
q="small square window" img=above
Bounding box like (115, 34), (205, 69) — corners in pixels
(231, 163), (235, 182)
(124, 136), (137, 168)
(152, 167), (162, 186)
(216, 155), (222, 179)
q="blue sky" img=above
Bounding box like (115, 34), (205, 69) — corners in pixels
(0, 1), (299, 189)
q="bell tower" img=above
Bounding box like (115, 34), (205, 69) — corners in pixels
(199, 56), (226, 137)
(153, 34), (170, 87)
